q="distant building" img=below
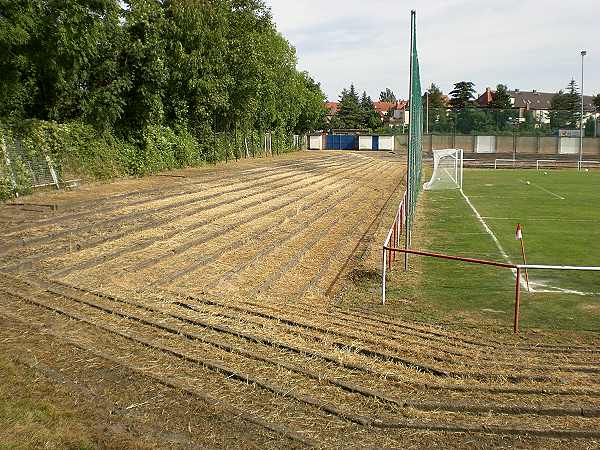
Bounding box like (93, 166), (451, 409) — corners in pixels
(477, 87), (597, 124)
(324, 100), (409, 126)
(325, 102), (339, 122)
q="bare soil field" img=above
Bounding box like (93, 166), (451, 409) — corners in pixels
(1, 150), (599, 448)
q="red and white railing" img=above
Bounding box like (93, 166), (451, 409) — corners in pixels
(381, 191), (406, 305)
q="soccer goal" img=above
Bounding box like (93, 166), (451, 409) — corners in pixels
(423, 148), (464, 191)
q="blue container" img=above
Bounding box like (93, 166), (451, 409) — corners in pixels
(326, 134), (357, 150)
(372, 135), (379, 151)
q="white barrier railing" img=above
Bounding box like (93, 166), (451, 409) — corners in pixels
(536, 159), (578, 170)
(494, 158), (517, 169)
(382, 191), (406, 305)
(578, 160), (600, 170)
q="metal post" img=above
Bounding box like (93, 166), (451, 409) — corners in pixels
(404, 11), (416, 272)
(514, 267), (521, 333)
(382, 248), (387, 305)
(580, 50), (587, 170)
(45, 155), (60, 189)
(2, 136), (18, 196)
(426, 92), (429, 134)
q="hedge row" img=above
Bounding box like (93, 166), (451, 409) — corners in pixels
(0, 120), (301, 201)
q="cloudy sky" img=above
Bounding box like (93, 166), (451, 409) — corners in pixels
(265, 0), (599, 102)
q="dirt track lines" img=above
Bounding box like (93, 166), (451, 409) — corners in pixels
(0, 162), (345, 271)
(0, 296), (323, 447)
(205, 163), (402, 297)
(341, 306), (600, 361)
(0, 156), (347, 262)
(29, 276), (600, 391)
(156, 176), (368, 288)
(0, 310), (316, 448)
(3, 279), (600, 442)
(155, 189), (356, 287)
(12, 277), (600, 406)
(48, 158), (374, 279)
(175, 161), (399, 294)
(264, 168), (405, 299)
(0, 155), (335, 240)
(121, 158), (386, 277)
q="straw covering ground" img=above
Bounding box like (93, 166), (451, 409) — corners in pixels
(1, 151), (599, 448)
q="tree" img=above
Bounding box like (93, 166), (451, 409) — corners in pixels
(564, 79), (581, 129)
(549, 90), (570, 129)
(593, 94), (600, 112)
(489, 84), (512, 109)
(425, 84), (445, 109)
(379, 88), (396, 103)
(294, 73), (326, 133)
(0, 0), (327, 150)
(423, 84), (448, 132)
(360, 91), (380, 130)
(449, 81), (476, 109)
(336, 84), (362, 129)
(488, 84), (513, 131)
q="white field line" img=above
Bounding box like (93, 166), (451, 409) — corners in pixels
(460, 191), (595, 295)
(481, 217), (598, 223)
(519, 179), (565, 200)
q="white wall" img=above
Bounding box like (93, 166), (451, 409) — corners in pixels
(379, 136), (394, 151)
(359, 135), (372, 150)
(309, 135), (322, 150)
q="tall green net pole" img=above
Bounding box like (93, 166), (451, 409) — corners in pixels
(404, 10), (423, 271)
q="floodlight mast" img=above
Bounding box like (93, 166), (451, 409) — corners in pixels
(580, 50), (586, 170)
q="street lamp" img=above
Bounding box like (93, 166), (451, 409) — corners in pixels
(580, 50), (587, 169)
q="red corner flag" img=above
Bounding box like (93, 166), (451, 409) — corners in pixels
(515, 223), (523, 241)
(515, 223), (530, 292)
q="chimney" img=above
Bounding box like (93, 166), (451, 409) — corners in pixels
(533, 89), (537, 94)
(515, 89), (520, 93)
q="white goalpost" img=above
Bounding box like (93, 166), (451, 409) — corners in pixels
(423, 148), (464, 191)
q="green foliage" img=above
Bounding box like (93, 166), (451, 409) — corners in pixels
(449, 81), (476, 109)
(593, 94), (600, 113)
(425, 84), (445, 109)
(336, 85), (363, 129)
(333, 84), (381, 131)
(379, 88), (396, 103)
(359, 92), (381, 131)
(584, 116), (596, 137)
(549, 92), (567, 129)
(0, 0), (324, 199)
(489, 84), (511, 109)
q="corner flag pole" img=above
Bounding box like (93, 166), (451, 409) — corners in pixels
(516, 223), (530, 292)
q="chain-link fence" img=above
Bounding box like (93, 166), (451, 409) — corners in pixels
(1, 126), (60, 199)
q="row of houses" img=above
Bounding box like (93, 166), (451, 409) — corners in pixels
(477, 88), (597, 125)
(325, 100), (408, 127)
(325, 89), (598, 128)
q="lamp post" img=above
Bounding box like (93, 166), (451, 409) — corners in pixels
(580, 50), (587, 169)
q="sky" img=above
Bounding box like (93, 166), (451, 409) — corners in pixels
(265, 0), (600, 102)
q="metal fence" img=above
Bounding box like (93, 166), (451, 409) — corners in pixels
(396, 134), (600, 157)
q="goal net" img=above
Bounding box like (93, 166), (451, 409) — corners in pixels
(423, 149), (463, 191)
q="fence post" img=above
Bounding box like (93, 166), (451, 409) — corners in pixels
(514, 267), (522, 333)
(382, 248), (387, 305)
(2, 136), (18, 196)
(45, 155), (60, 189)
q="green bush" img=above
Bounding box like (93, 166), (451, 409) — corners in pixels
(1, 119), (301, 201)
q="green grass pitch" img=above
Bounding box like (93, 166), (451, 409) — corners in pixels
(391, 168), (600, 331)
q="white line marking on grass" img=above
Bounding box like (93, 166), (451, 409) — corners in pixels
(482, 217), (598, 223)
(460, 191), (515, 265)
(460, 191), (596, 295)
(519, 179), (565, 200)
